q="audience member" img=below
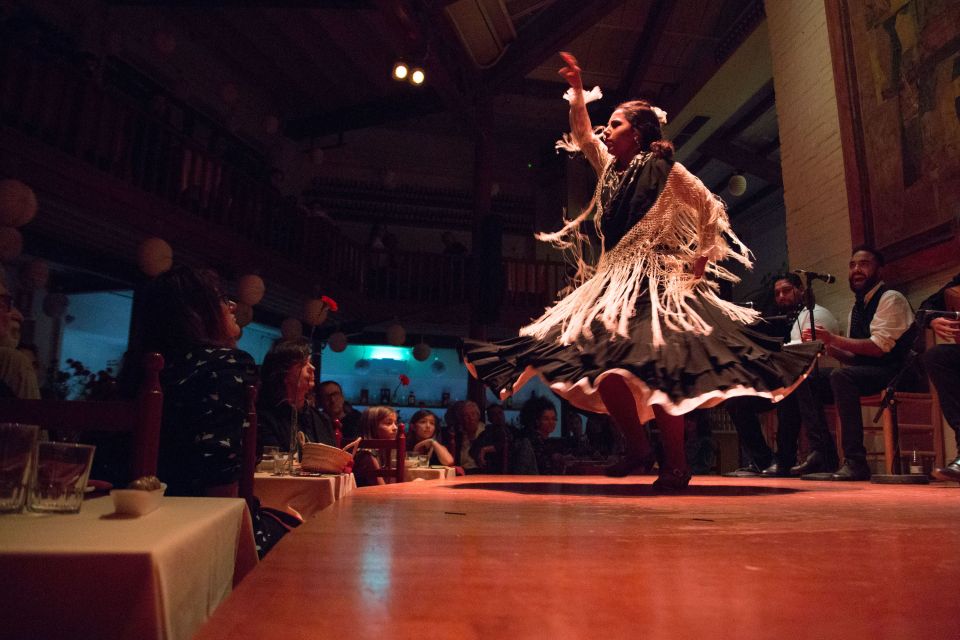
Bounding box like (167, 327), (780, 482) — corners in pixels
(0, 277), (39, 399)
(353, 405), (400, 487)
(724, 273), (841, 477)
(919, 252), (960, 481)
(407, 409), (454, 466)
(470, 403), (513, 473)
(455, 400), (485, 472)
(128, 266), (256, 497)
(800, 245), (916, 481)
(511, 396), (563, 475)
(257, 338), (336, 457)
(318, 380), (362, 443)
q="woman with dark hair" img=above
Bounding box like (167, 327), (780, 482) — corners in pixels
(257, 338), (336, 457)
(131, 266), (256, 497)
(462, 52), (820, 489)
(510, 396), (561, 475)
(407, 409), (454, 467)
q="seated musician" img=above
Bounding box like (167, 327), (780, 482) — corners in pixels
(919, 269), (960, 481)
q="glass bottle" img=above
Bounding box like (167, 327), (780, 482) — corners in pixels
(909, 449), (922, 475)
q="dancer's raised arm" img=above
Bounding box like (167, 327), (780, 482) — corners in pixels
(559, 52), (606, 174)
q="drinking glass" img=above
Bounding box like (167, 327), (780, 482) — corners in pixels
(261, 446), (280, 473)
(0, 423), (39, 513)
(418, 454), (430, 468)
(29, 442), (96, 513)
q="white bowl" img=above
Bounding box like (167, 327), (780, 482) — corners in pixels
(111, 483), (167, 516)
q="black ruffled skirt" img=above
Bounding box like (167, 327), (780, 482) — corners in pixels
(462, 292), (820, 422)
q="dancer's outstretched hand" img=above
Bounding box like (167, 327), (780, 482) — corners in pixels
(558, 51), (583, 91)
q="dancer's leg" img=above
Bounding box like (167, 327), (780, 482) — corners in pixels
(597, 374), (654, 476)
(653, 405), (691, 489)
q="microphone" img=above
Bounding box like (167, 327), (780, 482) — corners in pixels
(916, 309), (960, 325)
(794, 268), (836, 284)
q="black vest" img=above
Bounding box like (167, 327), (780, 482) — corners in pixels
(850, 285), (916, 369)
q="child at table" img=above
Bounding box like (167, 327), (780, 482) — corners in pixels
(407, 409), (454, 467)
(353, 406), (400, 487)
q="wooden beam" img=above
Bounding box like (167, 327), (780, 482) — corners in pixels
(483, 0), (625, 91)
(617, 0), (675, 97)
(284, 90), (444, 138)
(697, 137), (782, 185)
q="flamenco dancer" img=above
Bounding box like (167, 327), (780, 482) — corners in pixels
(462, 52), (820, 489)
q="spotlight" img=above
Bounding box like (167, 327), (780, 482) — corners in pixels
(410, 68), (425, 86)
(392, 61), (409, 81)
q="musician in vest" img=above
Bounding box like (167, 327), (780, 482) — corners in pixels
(919, 271), (960, 481)
(800, 245), (916, 481)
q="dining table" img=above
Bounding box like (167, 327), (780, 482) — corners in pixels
(0, 495), (257, 640)
(405, 465), (457, 481)
(253, 471), (357, 520)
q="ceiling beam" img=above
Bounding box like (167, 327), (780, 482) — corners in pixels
(617, 0), (676, 97)
(697, 136), (781, 185)
(284, 90), (444, 139)
(483, 0), (625, 92)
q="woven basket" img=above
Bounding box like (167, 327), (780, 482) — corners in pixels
(301, 442), (353, 473)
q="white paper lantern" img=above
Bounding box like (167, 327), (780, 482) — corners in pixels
(263, 115), (280, 135)
(0, 227), (23, 262)
(0, 179), (38, 227)
(328, 331), (348, 353)
(385, 322), (405, 346)
(237, 274), (265, 306)
(302, 298), (329, 326)
(412, 341), (431, 361)
(234, 302), (253, 327)
(137, 237), (173, 277)
(727, 174), (747, 197)
(42, 292), (69, 318)
(20, 258), (49, 290)
(280, 317), (302, 340)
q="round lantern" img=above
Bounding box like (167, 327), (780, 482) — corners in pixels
(385, 322), (406, 346)
(412, 341), (431, 362)
(727, 174), (747, 197)
(263, 115), (280, 135)
(20, 258), (49, 290)
(234, 302), (253, 327)
(280, 317), (302, 340)
(237, 274), (265, 306)
(137, 237), (173, 277)
(0, 227), (23, 262)
(42, 292), (69, 318)
(0, 179), (38, 227)
(328, 331), (348, 353)
(302, 298), (329, 326)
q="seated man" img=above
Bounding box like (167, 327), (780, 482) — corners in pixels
(724, 273), (840, 476)
(801, 245), (916, 481)
(919, 271), (960, 481)
(0, 278), (39, 400)
(317, 380), (361, 443)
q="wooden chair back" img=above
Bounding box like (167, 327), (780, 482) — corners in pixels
(238, 384), (259, 505)
(0, 352), (164, 480)
(359, 428), (406, 484)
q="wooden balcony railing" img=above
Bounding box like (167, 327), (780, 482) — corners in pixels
(0, 38), (569, 321)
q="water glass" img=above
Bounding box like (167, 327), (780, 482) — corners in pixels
(0, 423), (39, 513)
(273, 452), (290, 476)
(29, 442), (96, 513)
(261, 446), (280, 473)
(417, 454), (430, 468)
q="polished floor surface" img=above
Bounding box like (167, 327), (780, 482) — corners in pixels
(195, 475), (960, 640)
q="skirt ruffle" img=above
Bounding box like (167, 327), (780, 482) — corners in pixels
(462, 293), (821, 423)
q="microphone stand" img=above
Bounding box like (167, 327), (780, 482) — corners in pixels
(800, 273), (821, 376)
(871, 311), (929, 484)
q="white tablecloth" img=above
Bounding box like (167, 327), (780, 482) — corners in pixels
(254, 472), (356, 520)
(405, 466), (457, 481)
(0, 496), (257, 640)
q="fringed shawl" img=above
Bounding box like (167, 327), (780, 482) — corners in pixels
(521, 160), (759, 347)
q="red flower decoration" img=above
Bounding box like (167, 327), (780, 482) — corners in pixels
(321, 295), (339, 312)
(399, 374), (410, 386)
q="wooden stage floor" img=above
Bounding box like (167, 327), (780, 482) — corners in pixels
(196, 476), (960, 640)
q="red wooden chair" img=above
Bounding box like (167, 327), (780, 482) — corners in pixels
(0, 352), (164, 480)
(238, 384), (259, 505)
(358, 428), (407, 484)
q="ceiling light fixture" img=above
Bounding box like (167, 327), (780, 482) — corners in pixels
(392, 61), (409, 81)
(410, 68), (425, 86)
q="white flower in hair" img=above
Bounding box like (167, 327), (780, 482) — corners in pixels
(651, 106), (668, 125)
(563, 85), (603, 104)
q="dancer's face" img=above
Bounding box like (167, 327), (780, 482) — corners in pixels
(602, 109), (640, 163)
